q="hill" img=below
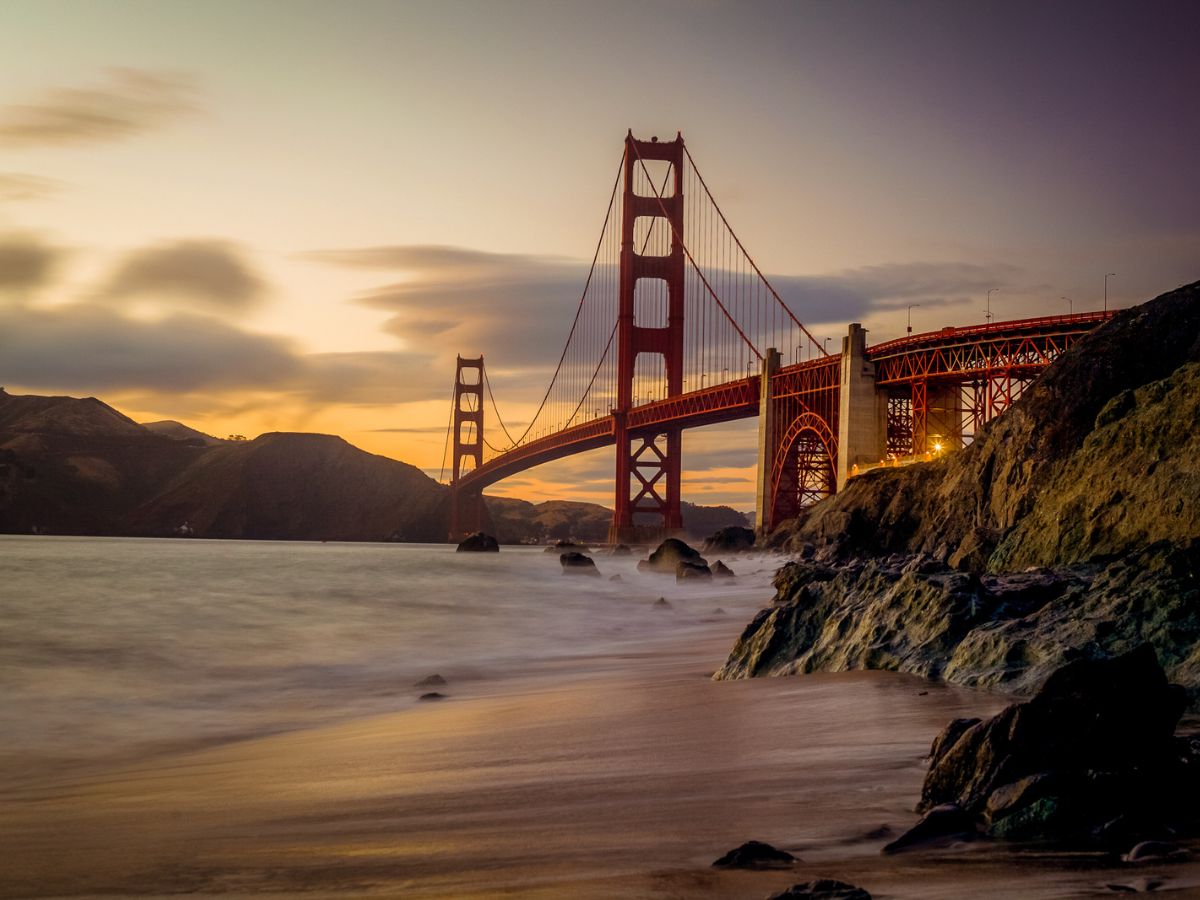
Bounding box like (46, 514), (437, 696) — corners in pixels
(0, 389), (751, 543)
(141, 420), (227, 446)
(0, 390), (448, 541)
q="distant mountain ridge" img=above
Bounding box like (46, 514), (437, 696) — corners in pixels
(0, 388), (750, 542)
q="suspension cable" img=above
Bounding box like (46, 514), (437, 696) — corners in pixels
(437, 380), (456, 483)
(481, 365), (518, 447)
(486, 150), (625, 452)
(630, 141), (763, 361)
(683, 145), (827, 356)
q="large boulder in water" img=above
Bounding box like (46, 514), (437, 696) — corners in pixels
(677, 559), (712, 581)
(638, 538), (706, 573)
(456, 532), (499, 552)
(703, 525), (756, 554)
(914, 645), (1196, 845)
(560, 551), (600, 576)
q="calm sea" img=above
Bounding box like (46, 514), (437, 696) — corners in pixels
(0, 536), (774, 769)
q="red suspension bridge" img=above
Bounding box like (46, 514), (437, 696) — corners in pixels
(445, 132), (1112, 542)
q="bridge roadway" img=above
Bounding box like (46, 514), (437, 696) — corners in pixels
(456, 310), (1113, 525)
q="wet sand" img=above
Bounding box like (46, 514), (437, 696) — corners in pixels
(3, 624), (1200, 898)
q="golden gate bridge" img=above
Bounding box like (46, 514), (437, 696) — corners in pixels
(443, 132), (1112, 542)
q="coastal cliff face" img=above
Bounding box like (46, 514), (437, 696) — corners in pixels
(719, 281), (1200, 694)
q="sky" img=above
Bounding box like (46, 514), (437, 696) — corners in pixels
(0, 0), (1197, 509)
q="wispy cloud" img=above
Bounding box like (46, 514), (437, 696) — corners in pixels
(307, 243), (1026, 374)
(0, 232), (65, 292)
(97, 239), (266, 312)
(0, 68), (197, 147)
(0, 173), (64, 203)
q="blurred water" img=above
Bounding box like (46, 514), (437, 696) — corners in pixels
(0, 536), (774, 766)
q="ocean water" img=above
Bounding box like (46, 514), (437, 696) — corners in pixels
(0, 536), (774, 768)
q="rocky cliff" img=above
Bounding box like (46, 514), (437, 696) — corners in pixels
(719, 281), (1200, 694)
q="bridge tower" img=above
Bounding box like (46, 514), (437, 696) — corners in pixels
(448, 355), (485, 540)
(609, 132), (686, 544)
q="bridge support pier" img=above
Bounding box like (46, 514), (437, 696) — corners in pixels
(836, 323), (887, 489)
(754, 347), (782, 536)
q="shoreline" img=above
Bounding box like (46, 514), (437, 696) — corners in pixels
(5, 549), (1200, 899)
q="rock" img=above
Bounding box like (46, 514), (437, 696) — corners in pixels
(609, 574), (623, 582)
(882, 803), (976, 853)
(456, 532), (499, 552)
(610, 544), (632, 556)
(929, 717), (981, 764)
(653, 597), (671, 608)
(560, 551), (600, 576)
(418, 692), (446, 701)
(712, 607), (726, 615)
(1105, 877), (1165, 893)
(712, 560), (735, 577)
(413, 673), (447, 688)
(767, 880), (871, 900)
(1122, 841), (1190, 864)
(676, 559), (712, 581)
(912, 647), (1199, 847)
(702, 525), (756, 554)
(710, 839), (796, 869)
(638, 537), (707, 573)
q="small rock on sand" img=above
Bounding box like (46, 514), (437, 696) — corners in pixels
(767, 879), (871, 899)
(710, 839), (796, 869)
(418, 692), (447, 701)
(653, 597), (672, 608)
(1122, 841), (1190, 864)
(414, 674), (447, 688)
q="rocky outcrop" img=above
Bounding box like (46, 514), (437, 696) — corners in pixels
(456, 532), (499, 552)
(723, 284), (1200, 695)
(638, 538), (706, 573)
(715, 541), (1200, 696)
(906, 646), (1199, 847)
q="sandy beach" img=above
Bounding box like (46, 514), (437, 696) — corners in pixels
(5, 606), (1199, 900)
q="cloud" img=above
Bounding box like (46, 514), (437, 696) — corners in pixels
(0, 68), (196, 147)
(98, 239), (265, 311)
(301, 350), (442, 405)
(307, 244), (1025, 377)
(0, 233), (64, 292)
(304, 244), (591, 370)
(0, 300), (443, 407)
(0, 304), (299, 394)
(769, 261), (1026, 325)
(0, 173), (64, 203)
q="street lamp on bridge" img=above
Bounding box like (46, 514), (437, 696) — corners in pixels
(986, 288), (999, 324)
(1105, 273), (1116, 312)
(1062, 296), (1072, 315)
(823, 337), (832, 355)
(907, 303), (920, 334)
